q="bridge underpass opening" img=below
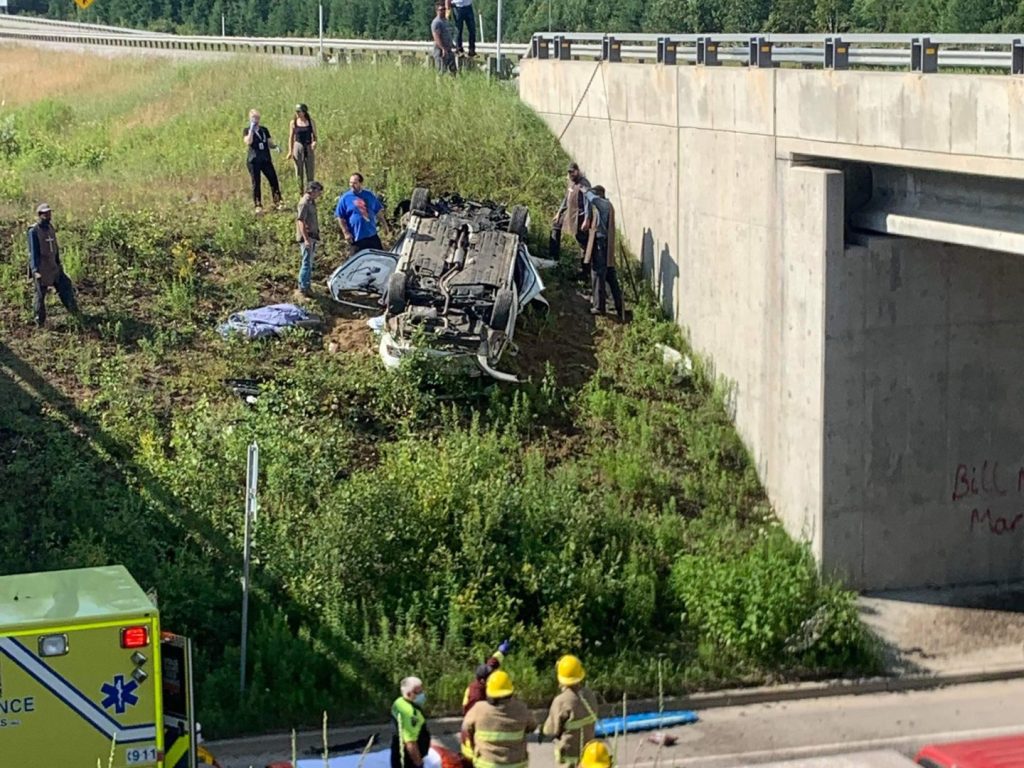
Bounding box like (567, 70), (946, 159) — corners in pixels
(805, 159), (1024, 588)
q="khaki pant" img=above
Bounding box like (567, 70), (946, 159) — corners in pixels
(292, 142), (315, 193)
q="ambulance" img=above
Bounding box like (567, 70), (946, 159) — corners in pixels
(0, 564), (205, 768)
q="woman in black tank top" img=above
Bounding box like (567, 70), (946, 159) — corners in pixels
(287, 103), (318, 195)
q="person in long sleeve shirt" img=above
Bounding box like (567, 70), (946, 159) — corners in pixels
(27, 203), (78, 327)
(551, 163), (591, 277)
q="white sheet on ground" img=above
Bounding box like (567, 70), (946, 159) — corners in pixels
(297, 747), (442, 768)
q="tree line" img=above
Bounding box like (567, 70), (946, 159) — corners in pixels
(12, 0), (1024, 47)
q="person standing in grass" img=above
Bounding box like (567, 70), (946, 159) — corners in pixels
(27, 203), (79, 328)
(431, 2), (457, 75)
(287, 104), (318, 196)
(335, 172), (384, 257)
(582, 185), (625, 322)
(243, 108), (283, 214)
(296, 181), (323, 298)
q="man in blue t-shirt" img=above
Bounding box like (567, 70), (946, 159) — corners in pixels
(335, 172), (384, 257)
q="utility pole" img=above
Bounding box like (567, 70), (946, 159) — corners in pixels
(496, 0), (503, 75)
(548, 0), (552, 32)
(319, 2), (324, 59)
(239, 442), (259, 697)
(221, 14), (226, 37)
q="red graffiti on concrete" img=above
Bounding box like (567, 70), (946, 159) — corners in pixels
(951, 462), (1024, 536)
(970, 508), (1024, 535)
(951, 461), (1009, 501)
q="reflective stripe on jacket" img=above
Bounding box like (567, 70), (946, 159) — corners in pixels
(542, 686), (598, 763)
(462, 697), (537, 768)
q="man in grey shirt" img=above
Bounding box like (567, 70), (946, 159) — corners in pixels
(431, 3), (456, 74)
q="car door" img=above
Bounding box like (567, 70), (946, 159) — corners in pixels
(327, 249), (399, 310)
(515, 244), (547, 310)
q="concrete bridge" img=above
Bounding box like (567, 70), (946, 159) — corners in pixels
(519, 48), (1024, 590)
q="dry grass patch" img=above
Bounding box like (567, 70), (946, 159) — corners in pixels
(0, 45), (165, 107)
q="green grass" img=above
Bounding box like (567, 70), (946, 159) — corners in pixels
(0, 50), (880, 737)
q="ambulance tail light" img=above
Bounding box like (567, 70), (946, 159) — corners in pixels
(38, 633), (69, 657)
(120, 626), (149, 649)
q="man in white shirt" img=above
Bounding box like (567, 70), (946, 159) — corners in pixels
(446, 0), (476, 57)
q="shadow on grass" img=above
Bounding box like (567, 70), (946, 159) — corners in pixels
(0, 341), (392, 735)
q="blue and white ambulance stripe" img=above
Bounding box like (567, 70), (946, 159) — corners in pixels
(0, 636), (156, 743)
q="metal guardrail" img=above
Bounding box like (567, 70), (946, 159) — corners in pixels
(529, 32), (1024, 73)
(3, 18), (1022, 74)
(0, 13), (176, 36)
(0, 18), (529, 62)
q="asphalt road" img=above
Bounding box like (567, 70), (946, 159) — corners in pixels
(209, 678), (1024, 768)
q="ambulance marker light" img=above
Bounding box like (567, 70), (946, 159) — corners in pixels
(38, 634), (68, 657)
(131, 651), (147, 666)
(131, 667), (148, 684)
(120, 626), (149, 649)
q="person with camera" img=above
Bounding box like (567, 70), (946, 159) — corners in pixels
(243, 108), (283, 214)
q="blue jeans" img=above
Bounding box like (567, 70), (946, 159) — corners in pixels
(298, 241), (317, 291)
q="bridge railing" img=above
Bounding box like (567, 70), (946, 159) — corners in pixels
(528, 32), (1024, 73)
(0, 19), (530, 61)
(3, 18), (1021, 74)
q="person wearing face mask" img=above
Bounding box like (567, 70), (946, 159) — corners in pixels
(27, 203), (79, 328)
(335, 172), (384, 258)
(391, 676), (431, 768)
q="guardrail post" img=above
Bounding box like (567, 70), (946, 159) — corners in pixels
(532, 34), (550, 59)
(657, 36), (677, 65)
(602, 35), (621, 62)
(911, 37), (938, 73)
(1014, 39), (1024, 75)
(697, 36), (719, 66)
(554, 35), (571, 60)
(824, 36), (849, 70)
(749, 36), (774, 68)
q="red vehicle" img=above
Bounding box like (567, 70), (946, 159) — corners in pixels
(915, 734), (1024, 767)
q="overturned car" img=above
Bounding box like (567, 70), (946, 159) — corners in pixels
(328, 188), (545, 382)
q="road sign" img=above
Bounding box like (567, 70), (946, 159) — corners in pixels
(74, 0), (96, 9)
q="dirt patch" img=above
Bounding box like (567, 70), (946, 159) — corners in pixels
(510, 279), (601, 391)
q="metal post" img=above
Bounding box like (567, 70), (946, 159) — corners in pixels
(548, 0), (552, 32)
(1014, 39), (1024, 75)
(478, 12), (484, 44)
(221, 14), (225, 37)
(318, 3), (324, 60)
(239, 441), (259, 696)
(496, 0), (502, 76)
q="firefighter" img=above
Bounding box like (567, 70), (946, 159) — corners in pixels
(392, 676), (431, 768)
(580, 741), (613, 768)
(540, 655), (598, 768)
(460, 639), (512, 765)
(462, 671), (537, 768)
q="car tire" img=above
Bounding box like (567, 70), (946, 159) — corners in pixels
(386, 271), (408, 316)
(411, 187), (432, 217)
(508, 205), (529, 239)
(490, 288), (514, 331)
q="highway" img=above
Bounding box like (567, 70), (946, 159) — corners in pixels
(209, 678), (1024, 768)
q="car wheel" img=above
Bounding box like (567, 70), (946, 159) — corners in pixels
(490, 288), (514, 331)
(387, 271), (408, 316)
(411, 187), (432, 216)
(508, 205), (529, 239)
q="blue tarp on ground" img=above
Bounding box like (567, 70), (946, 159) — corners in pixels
(217, 303), (320, 340)
(594, 710), (700, 737)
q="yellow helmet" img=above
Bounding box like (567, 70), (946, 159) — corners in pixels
(556, 654), (585, 686)
(486, 669), (515, 699)
(580, 741), (612, 768)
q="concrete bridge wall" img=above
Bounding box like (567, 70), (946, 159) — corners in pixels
(518, 61), (1024, 589)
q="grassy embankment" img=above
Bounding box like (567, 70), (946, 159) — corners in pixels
(0, 47), (880, 736)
